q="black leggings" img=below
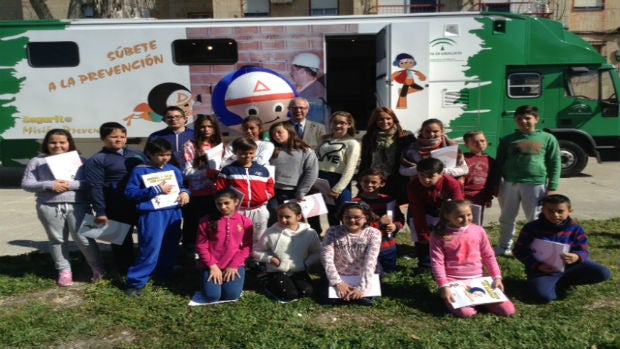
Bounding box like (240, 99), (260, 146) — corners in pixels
(261, 272), (314, 301)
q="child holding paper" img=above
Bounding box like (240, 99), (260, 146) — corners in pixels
(253, 202), (321, 302)
(430, 200), (515, 318)
(22, 129), (105, 286)
(513, 194), (611, 303)
(182, 114), (224, 256)
(267, 121), (319, 226)
(399, 118), (468, 183)
(87, 122), (145, 275)
(320, 201), (382, 305)
(123, 138), (190, 297)
(352, 168), (405, 273)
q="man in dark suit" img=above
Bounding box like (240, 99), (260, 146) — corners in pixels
(288, 97), (326, 149)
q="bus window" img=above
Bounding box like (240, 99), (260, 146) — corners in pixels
(507, 73), (541, 98)
(172, 39), (238, 65)
(566, 67), (598, 101)
(27, 42), (79, 68)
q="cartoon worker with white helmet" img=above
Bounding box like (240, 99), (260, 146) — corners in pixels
(290, 52), (326, 100)
(290, 52), (329, 125)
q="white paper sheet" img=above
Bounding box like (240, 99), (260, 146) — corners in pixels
(45, 150), (83, 180)
(78, 213), (131, 245)
(328, 274), (381, 298)
(531, 238), (570, 272)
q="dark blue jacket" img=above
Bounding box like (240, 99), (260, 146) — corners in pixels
(86, 147), (145, 224)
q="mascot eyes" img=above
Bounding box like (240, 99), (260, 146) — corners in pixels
(273, 103), (285, 113)
(246, 106), (259, 116)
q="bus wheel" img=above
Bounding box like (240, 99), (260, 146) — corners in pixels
(559, 140), (588, 177)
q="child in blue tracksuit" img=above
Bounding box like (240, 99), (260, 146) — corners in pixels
(124, 138), (190, 297)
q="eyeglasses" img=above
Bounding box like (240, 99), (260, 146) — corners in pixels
(165, 114), (185, 121)
(343, 215), (364, 221)
(289, 106), (308, 110)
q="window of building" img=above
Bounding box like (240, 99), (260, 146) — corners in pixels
(410, 0), (438, 13)
(507, 73), (542, 98)
(573, 0), (604, 10)
(172, 39), (238, 65)
(187, 12), (213, 18)
(244, 0), (269, 17)
(480, 1), (510, 12)
(27, 42), (79, 68)
(311, 0), (338, 16)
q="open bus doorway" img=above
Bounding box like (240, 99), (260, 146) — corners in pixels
(325, 35), (377, 131)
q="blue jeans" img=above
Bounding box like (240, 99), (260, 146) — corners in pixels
(202, 267), (246, 303)
(526, 260), (611, 303)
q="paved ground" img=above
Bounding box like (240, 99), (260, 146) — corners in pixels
(1, 158), (618, 256)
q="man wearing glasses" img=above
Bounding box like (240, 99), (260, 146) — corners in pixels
(147, 106), (194, 168)
(288, 97), (326, 149)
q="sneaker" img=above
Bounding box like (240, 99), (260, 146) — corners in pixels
(494, 246), (513, 257)
(125, 287), (142, 298)
(57, 270), (73, 287)
(91, 267), (105, 282)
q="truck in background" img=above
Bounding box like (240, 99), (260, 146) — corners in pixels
(0, 12), (618, 178)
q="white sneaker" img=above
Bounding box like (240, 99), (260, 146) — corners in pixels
(494, 245), (513, 257)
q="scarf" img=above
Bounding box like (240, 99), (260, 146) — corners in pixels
(373, 127), (398, 171)
(415, 136), (450, 158)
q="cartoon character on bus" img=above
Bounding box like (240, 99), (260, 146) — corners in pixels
(124, 82), (195, 126)
(212, 66), (297, 133)
(391, 53), (427, 109)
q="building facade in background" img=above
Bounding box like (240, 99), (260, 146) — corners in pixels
(1, 0), (618, 69)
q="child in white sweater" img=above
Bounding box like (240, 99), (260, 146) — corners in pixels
(253, 202), (321, 302)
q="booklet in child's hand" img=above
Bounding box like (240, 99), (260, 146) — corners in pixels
(446, 276), (508, 309)
(141, 170), (180, 209)
(530, 238), (569, 272)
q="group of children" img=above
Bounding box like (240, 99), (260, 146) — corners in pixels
(21, 103), (611, 317)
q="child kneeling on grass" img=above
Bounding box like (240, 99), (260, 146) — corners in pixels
(196, 189), (253, 304)
(430, 200), (516, 318)
(253, 202), (321, 303)
(320, 201), (382, 305)
(513, 194), (612, 303)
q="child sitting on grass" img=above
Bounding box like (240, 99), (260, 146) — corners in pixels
(512, 194), (612, 303)
(253, 202), (321, 303)
(320, 201), (382, 305)
(430, 200), (516, 318)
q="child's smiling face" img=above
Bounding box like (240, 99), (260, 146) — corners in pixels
(360, 175), (385, 195)
(342, 208), (367, 233)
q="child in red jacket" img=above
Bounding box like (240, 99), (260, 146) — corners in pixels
(407, 158), (464, 268)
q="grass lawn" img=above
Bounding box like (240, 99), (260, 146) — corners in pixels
(0, 218), (618, 348)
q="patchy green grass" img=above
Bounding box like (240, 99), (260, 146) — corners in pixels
(0, 219), (618, 348)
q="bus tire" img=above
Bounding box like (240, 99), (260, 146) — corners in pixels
(559, 140), (588, 177)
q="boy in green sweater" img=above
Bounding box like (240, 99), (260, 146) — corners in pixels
(494, 105), (561, 256)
